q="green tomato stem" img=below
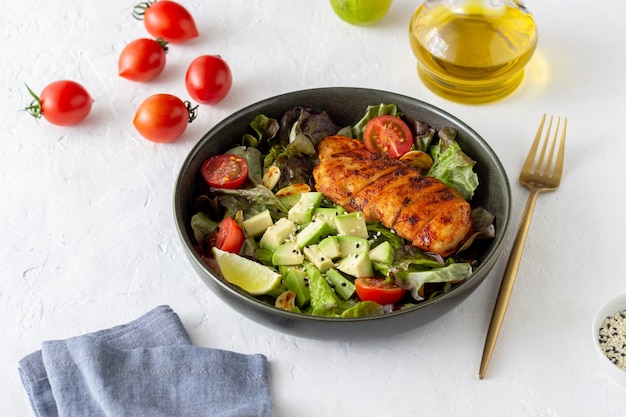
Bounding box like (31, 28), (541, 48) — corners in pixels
(23, 83), (43, 119)
(132, 0), (155, 20)
(185, 101), (199, 123)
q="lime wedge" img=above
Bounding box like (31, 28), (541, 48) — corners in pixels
(212, 248), (282, 295)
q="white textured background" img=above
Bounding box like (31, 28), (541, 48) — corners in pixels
(2, 0), (626, 415)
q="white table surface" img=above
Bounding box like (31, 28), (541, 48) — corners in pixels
(3, 0), (625, 415)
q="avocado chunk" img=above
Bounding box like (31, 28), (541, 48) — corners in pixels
(325, 268), (356, 300)
(318, 236), (341, 260)
(272, 241), (304, 266)
(336, 235), (370, 257)
(284, 268), (310, 308)
(288, 192), (323, 225)
(305, 263), (337, 315)
(243, 209), (273, 238)
(259, 217), (296, 251)
(368, 241), (394, 264)
(312, 206), (345, 230)
(303, 244), (334, 273)
(333, 212), (368, 238)
(335, 252), (373, 278)
(295, 219), (333, 249)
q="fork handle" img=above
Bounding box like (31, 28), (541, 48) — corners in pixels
(478, 187), (541, 379)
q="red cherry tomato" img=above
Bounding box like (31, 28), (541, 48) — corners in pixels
(133, 0), (198, 44)
(24, 81), (93, 126)
(363, 115), (414, 158)
(214, 217), (245, 254)
(201, 154), (248, 189)
(118, 38), (168, 82)
(133, 94), (198, 143)
(185, 55), (232, 104)
(354, 277), (407, 305)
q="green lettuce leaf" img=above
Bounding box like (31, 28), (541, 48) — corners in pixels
(396, 262), (472, 301)
(427, 127), (479, 200)
(241, 114), (280, 149)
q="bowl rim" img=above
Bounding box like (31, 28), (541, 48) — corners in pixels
(173, 87), (512, 324)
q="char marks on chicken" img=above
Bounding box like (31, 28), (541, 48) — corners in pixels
(313, 135), (473, 257)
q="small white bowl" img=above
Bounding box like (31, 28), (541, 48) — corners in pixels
(592, 293), (626, 388)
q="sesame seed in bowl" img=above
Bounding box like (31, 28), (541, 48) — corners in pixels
(593, 293), (626, 388)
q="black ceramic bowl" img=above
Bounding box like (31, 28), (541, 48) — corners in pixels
(174, 87), (511, 340)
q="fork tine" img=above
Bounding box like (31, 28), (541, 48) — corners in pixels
(521, 114), (546, 176)
(551, 117), (567, 181)
(537, 116), (554, 175)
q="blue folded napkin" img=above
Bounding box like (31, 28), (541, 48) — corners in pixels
(18, 305), (272, 417)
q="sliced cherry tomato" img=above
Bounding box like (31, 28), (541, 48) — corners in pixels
(118, 38), (168, 82)
(133, 94), (198, 143)
(201, 154), (248, 189)
(355, 277), (407, 305)
(185, 55), (233, 105)
(363, 115), (414, 158)
(214, 217), (245, 254)
(24, 81), (93, 126)
(133, 0), (198, 43)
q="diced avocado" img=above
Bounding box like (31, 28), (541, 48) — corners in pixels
(259, 217), (296, 251)
(341, 301), (384, 318)
(312, 207), (345, 230)
(295, 219), (332, 249)
(336, 235), (370, 257)
(335, 252), (373, 278)
(325, 268), (356, 300)
(272, 241), (304, 266)
(303, 244), (334, 273)
(278, 264), (299, 276)
(284, 268), (310, 308)
(369, 241), (394, 264)
(243, 210), (273, 238)
(288, 192), (323, 225)
(305, 263), (337, 315)
(318, 236), (341, 260)
(279, 193), (302, 209)
(333, 212), (368, 238)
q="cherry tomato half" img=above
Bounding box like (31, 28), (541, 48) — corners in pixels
(24, 80), (93, 126)
(133, 94), (197, 143)
(118, 38), (168, 82)
(133, 0), (198, 43)
(214, 217), (245, 254)
(201, 154), (248, 189)
(185, 55), (232, 105)
(363, 115), (414, 158)
(355, 277), (407, 305)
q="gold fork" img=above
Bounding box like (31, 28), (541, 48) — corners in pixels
(478, 114), (567, 379)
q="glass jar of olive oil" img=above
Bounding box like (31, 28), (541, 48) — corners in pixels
(409, 0), (537, 104)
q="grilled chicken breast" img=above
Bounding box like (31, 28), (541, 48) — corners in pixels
(313, 135), (473, 257)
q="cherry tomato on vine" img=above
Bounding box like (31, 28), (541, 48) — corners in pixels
(363, 115), (414, 158)
(118, 38), (168, 82)
(133, 94), (198, 143)
(133, 0), (198, 44)
(185, 55), (232, 105)
(354, 277), (407, 305)
(201, 154), (248, 189)
(213, 217), (245, 254)
(24, 80), (93, 126)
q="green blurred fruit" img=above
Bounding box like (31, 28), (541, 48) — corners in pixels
(330, 0), (393, 26)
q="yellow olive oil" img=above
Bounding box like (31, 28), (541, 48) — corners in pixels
(409, 1), (537, 103)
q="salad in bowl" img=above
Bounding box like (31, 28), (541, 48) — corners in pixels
(174, 87), (510, 339)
